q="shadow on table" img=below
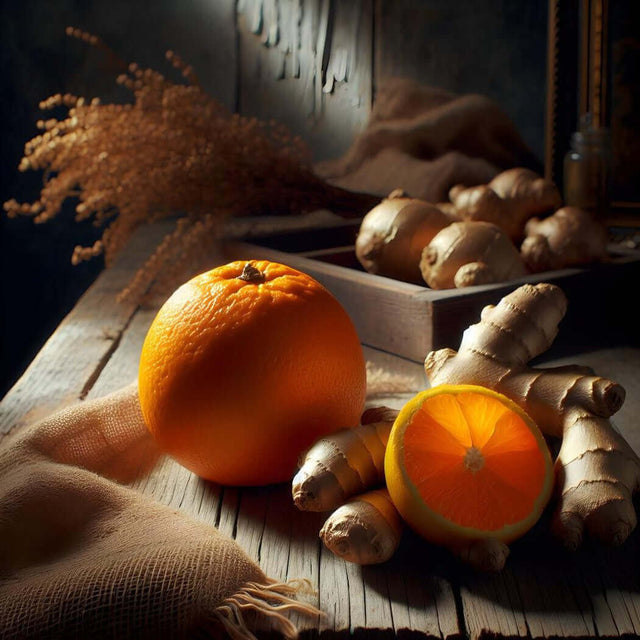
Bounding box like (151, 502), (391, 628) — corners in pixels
(185, 478), (640, 637)
(362, 499), (640, 638)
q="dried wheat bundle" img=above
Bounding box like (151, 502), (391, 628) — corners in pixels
(4, 28), (376, 303)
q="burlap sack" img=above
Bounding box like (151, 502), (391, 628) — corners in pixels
(315, 77), (541, 204)
(0, 383), (320, 639)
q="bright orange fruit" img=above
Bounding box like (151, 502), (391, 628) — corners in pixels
(384, 384), (553, 547)
(138, 260), (366, 486)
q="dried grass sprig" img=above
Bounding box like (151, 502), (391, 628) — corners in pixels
(4, 28), (377, 303)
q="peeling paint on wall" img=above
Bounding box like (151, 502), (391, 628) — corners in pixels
(237, 0), (366, 114)
(322, 2), (364, 94)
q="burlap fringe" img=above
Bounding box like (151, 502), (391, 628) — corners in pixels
(213, 579), (323, 639)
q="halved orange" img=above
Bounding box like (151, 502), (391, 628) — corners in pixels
(384, 384), (553, 547)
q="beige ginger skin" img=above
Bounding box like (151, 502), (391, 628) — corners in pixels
(319, 488), (403, 565)
(420, 220), (527, 289)
(293, 407), (404, 565)
(355, 191), (451, 284)
(449, 167), (562, 242)
(292, 406), (397, 513)
(521, 206), (609, 272)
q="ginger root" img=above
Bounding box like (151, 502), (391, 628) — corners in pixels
(293, 406), (403, 565)
(420, 221), (527, 289)
(294, 285), (639, 570)
(292, 406), (397, 513)
(521, 206), (609, 272)
(355, 190), (451, 283)
(449, 168), (562, 242)
(424, 283), (640, 552)
(319, 488), (403, 565)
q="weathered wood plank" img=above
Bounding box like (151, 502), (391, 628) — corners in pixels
(234, 486), (272, 562)
(217, 487), (242, 540)
(260, 485), (324, 632)
(591, 544), (640, 637)
(360, 564), (397, 632)
(395, 568), (461, 640)
(84, 307), (155, 398)
(459, 568), (529, 640)
(576, 544), (623, 639)
(318, 542), (354, 633)
(457, 497), (640, 639)
(356, 530), (462, 639)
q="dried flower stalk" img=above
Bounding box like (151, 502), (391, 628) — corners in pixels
(4, 28), (377, 303)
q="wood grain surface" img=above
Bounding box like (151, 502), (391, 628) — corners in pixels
(2, 222), (640, 639)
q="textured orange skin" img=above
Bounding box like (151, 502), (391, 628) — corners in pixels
(138, 260), (367, 486)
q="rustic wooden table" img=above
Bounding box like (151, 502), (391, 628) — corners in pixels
(2, 221), (639, 639)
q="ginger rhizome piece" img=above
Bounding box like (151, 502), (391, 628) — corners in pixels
(449, 167), (562, 242)
(355, 190), (451, 284)
(420, 221), (527, 289)
(521, 206), (609, 272)
(424, 283), (640, 551)
(292, 406), (397, 513)
(292, 406), (405, 565)
(319, 488), (403, 565)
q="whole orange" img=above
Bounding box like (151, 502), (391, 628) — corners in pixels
(138, 260), (367, 486)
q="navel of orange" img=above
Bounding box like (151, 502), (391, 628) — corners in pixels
(384, 384), (554, 547)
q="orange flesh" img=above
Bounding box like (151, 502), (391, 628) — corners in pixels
(402, 392), (548, 531)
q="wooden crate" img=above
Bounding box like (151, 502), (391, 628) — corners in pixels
(225, 222), (640, 363)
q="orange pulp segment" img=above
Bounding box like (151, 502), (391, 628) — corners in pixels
(384, 384), (554, 546)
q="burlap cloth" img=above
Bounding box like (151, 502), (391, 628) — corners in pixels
(314, 77), (541, 203)
(0, 383), (320, 639)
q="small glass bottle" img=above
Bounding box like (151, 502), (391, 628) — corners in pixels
(563, 113), (611, 217)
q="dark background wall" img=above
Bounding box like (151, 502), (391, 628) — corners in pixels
(0, 0), (237, 396)
(0, 0), (550, 396)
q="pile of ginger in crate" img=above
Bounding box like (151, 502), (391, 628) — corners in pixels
(355, 167), (609, 289)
